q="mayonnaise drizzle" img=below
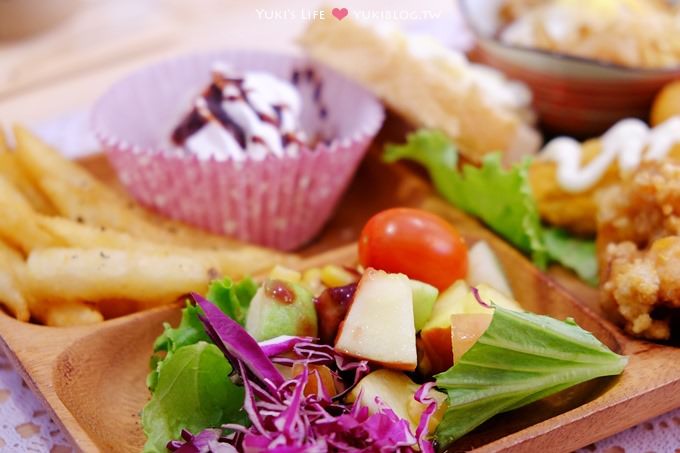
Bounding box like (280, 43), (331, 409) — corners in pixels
(540, 117), (680, 193)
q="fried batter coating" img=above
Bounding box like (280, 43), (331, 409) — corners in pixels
(530, 139), (618, 235)
(598, 161), (680, 339)
(531, 138), (680, 236)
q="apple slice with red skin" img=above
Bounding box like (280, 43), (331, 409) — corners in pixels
(334, 268), (417, 371)
(451, 313), (493, 365)
(315, 283), (357, 345)
(420, 281), (519, 373)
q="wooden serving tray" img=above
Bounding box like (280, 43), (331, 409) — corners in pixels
(1, 143), (680, 453)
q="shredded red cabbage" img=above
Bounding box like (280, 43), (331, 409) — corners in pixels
(470, 286), (493, 309)
(175, 294), (436, 452)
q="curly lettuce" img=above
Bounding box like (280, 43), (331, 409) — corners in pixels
(384, 130), (597, 283)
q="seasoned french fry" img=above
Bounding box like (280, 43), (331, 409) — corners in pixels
(36, 216), (138, 249)
(0, 244), (30, 321)
(0, 238), (23, 262)
(13, 125), (179, 238)
(12, 125), (285, 254)
(0, 175), (58, 253)
(14, 126), (233, 245)
(41, 302), (104, 327)
(0, 126), (7, 152)
(36, 215), (288, 277)
(27, 248), (213, 308)
(0, 152), (55, 215)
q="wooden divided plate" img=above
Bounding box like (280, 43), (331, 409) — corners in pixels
(1, 134), (680, 453)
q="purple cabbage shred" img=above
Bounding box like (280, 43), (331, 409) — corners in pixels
(172, 294), (437, 452)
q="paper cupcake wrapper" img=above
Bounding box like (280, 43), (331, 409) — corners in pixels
(91, 50), (384, 250)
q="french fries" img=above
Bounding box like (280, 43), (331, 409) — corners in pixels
(0, 127), (7, 152)
(27, 248), (213, 308)
(40, 302), (104, 327)
(0, 241), (30, 321)
(12, 125), (269, 250)
(0, 152), (55, 215)
(0, 125), (288, 326)
(35, 215), (284, 277)
(0, 175), (58, 253)
(0, 238), (95, 326)
(13, 125), (171, 240)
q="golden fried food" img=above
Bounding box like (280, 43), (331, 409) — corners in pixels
(597, 160), (680, 339)
(39, 303), (104, 327)
(27, 248), (214, 309)
(299, 10), (540, 163)
(0, 175), (59, 253)
(0, 134), (54, 215)
(0, 241), (30, 321)
(500, 0), (680, 69)
(530, 139), (620, 235)
(0, 125), (288, 326)
(0, 128), (7, 153)
(13, 125), (188, 243)
(36, 215), (284, 278)
(531, 101), (680, 235)
(650, 80), (680, 127)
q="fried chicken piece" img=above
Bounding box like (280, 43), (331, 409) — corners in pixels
(531, 137), (680, 236)
(598, 161), (680, 339)
(530, 139), (619, 235)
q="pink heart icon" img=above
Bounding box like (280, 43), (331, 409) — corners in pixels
(332, 7), (348, 21)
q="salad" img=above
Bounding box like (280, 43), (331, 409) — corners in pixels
(385, 130), (599, 285)
(142, 208), (627, 452)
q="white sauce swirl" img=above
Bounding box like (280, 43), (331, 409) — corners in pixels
(541, 117), (680, 193)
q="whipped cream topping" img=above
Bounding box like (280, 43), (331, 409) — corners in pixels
(540, 117), (680, 193)
(172, 63), (307, 161)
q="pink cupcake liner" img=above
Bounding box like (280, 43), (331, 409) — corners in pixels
(91, 50), (384, 251)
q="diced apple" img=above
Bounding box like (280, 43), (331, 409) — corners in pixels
(466, 241), (513, 298)
(315, 283), (357, 344)
(450, 313), (493, 365)
(475, 284), (523, 312)
(348, 369), (418, 425)
(292, 363), (341, 398)
(409, 279), (438, 331)
(349, 369), (448, 435)
(420, 280), (490, 373)
(406, 386), (448, 434)
(334, 268), (417, 371)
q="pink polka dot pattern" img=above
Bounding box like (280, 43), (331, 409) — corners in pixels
(92, 50), (384, 251)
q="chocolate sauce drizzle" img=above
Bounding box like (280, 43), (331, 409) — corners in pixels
(172, 65), (328, 156)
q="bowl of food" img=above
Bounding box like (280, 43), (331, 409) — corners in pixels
(91, 49), (384, 251)
(459, 0), (680, 138)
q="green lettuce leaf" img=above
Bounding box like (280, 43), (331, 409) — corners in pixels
(384, 129), (599, 280)
(147, 277), (257, 391)
(142, 342), (245, 453)
(544, 227), (598, 286)
(384, 130), (548, 267)
(206, 276), (257, 326)
(434, 306), (627, 448)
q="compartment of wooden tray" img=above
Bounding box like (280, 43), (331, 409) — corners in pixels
(1, 137), (679, 453)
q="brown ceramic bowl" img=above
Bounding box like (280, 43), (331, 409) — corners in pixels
(0, 0), (80, 40)
(459, 0), (680, 138)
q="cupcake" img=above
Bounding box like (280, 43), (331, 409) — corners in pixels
(91, 50), (384, 251)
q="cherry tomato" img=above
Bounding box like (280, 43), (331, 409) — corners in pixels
(358, 208), (468, 291)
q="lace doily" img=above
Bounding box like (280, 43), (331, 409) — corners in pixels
(0, 351), (72, 452)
